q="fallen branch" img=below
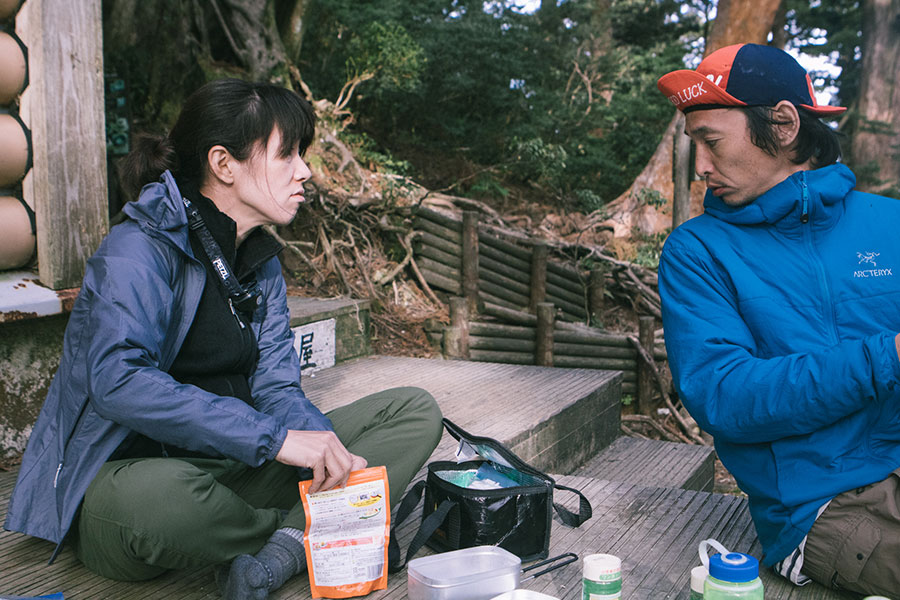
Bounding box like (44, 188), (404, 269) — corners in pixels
(376, 230), (423, 286)
(317, 222), (353, 294)
(347, 228), (379, 301)
(627, 335), (708, 445)
(622, 414), (679, 443)
(265, 225), (324, 280)
(406, 248), (442, 306)
(620, 422), (652, 441)
(321, 130), (367, 196)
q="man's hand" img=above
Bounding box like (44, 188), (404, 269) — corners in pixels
(895, 333), (900, 363)
(275, 430), (368, 493)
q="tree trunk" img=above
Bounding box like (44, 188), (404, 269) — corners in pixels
(850, 0), (900, 195)
(217, 0), (291, 81)
(601, 0), (785, 238)
(276, 0), (307, 66)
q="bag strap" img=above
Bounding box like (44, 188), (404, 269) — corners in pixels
(387, 481), (458, 573)
(551, 483), (592, 527)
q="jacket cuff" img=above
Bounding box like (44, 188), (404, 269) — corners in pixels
(266, 425), (289, 462)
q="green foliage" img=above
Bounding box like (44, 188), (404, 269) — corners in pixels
(342, 131), (412, 174)
(345, 21), (425, 92)
(621, 394), (634, 407)
(300, 0), (701, 203)
(507, 137), (568, 187)
(784, 0), (862, 109)
(632, 231), (669, 270)
(574, 189), (606, 215)
(466, 173), (510, 200)
(637, 187), (667, 209)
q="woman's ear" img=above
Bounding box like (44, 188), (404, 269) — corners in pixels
(771, 100), (802, 150)
(206, 145), (236, 185)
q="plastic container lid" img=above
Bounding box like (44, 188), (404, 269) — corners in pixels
(708, 553), (759, 583)
(691, 565), (708, 593)
(491, 590), (559, 600)
(583, 554), (621, 580)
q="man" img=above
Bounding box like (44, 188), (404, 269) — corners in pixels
(656, 43), (900, 596)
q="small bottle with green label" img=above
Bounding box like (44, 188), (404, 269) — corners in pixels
(582, 553), (621, 600)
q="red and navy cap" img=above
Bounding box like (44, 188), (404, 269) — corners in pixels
(657, 43), (846, 116)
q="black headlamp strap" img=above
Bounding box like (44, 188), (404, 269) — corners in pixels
(182, 196), (261, 312)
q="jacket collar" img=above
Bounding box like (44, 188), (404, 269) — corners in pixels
(702, 163), (856, 230)
(121, 170), (283, 272)
(122, 170), (193, 254)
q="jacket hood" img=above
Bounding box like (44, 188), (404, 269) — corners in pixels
(122, 170), (192, 252)
(703, 163), (856, 227)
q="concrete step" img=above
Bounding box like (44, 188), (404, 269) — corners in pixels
(572, 436), (716, 493)
(0, 357), (622, 599)
(286, 296), (372, 371)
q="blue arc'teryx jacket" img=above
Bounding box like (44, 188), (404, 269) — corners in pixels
(3, 171), (333, 548)
(659, 164), (900, 566)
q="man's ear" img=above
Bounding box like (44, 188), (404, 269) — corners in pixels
(206, 145), (236, 185)
(771, 100), (802, 150)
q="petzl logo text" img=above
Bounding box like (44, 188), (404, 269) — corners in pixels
(212, 257), (230, 280)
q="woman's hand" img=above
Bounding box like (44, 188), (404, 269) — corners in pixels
(275, 430), (368, 493)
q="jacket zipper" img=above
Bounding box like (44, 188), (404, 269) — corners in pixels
(800, 174), (810, 224)
(799, 172), (840, 344)
(54, 392), (93, 488)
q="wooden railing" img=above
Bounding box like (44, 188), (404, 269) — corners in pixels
(413, 207), (666, 410)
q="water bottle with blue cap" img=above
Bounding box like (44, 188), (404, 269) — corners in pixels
(698, 539), (764, 600)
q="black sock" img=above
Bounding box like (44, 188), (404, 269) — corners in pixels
(220, 528), (306, 600)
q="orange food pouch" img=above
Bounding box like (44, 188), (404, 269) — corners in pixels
(299, 466), (391, 599)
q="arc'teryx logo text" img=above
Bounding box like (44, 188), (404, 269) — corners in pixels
(854, 251), (892, 278)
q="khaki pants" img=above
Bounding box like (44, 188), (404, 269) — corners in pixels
(73, 387), (442, 581)
(802, 467), (900, 597)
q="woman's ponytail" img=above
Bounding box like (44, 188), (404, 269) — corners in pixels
(117, 132), (177, 201)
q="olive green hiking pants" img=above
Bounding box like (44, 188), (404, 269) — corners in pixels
(802, 466), (900, 597)
(73, 387), (443, 581)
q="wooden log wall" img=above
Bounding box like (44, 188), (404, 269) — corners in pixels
(426, 300), (667, 398)
(414, 207), (671, 406)
(413, 207), (589, 322)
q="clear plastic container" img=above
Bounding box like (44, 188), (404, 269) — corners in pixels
(407, 546), (522, 600)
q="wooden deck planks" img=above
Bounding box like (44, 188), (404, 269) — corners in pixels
(529, 476), (854, 600)
(573, 437), (716, 492)
(0, 469), (857, 600)
(0, 357), (619, 599)
(0, 356), (852, 599)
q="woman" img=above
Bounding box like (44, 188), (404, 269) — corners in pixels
(3, 79), (443, 599)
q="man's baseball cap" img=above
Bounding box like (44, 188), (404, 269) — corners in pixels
(657, 43), (846, 116)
